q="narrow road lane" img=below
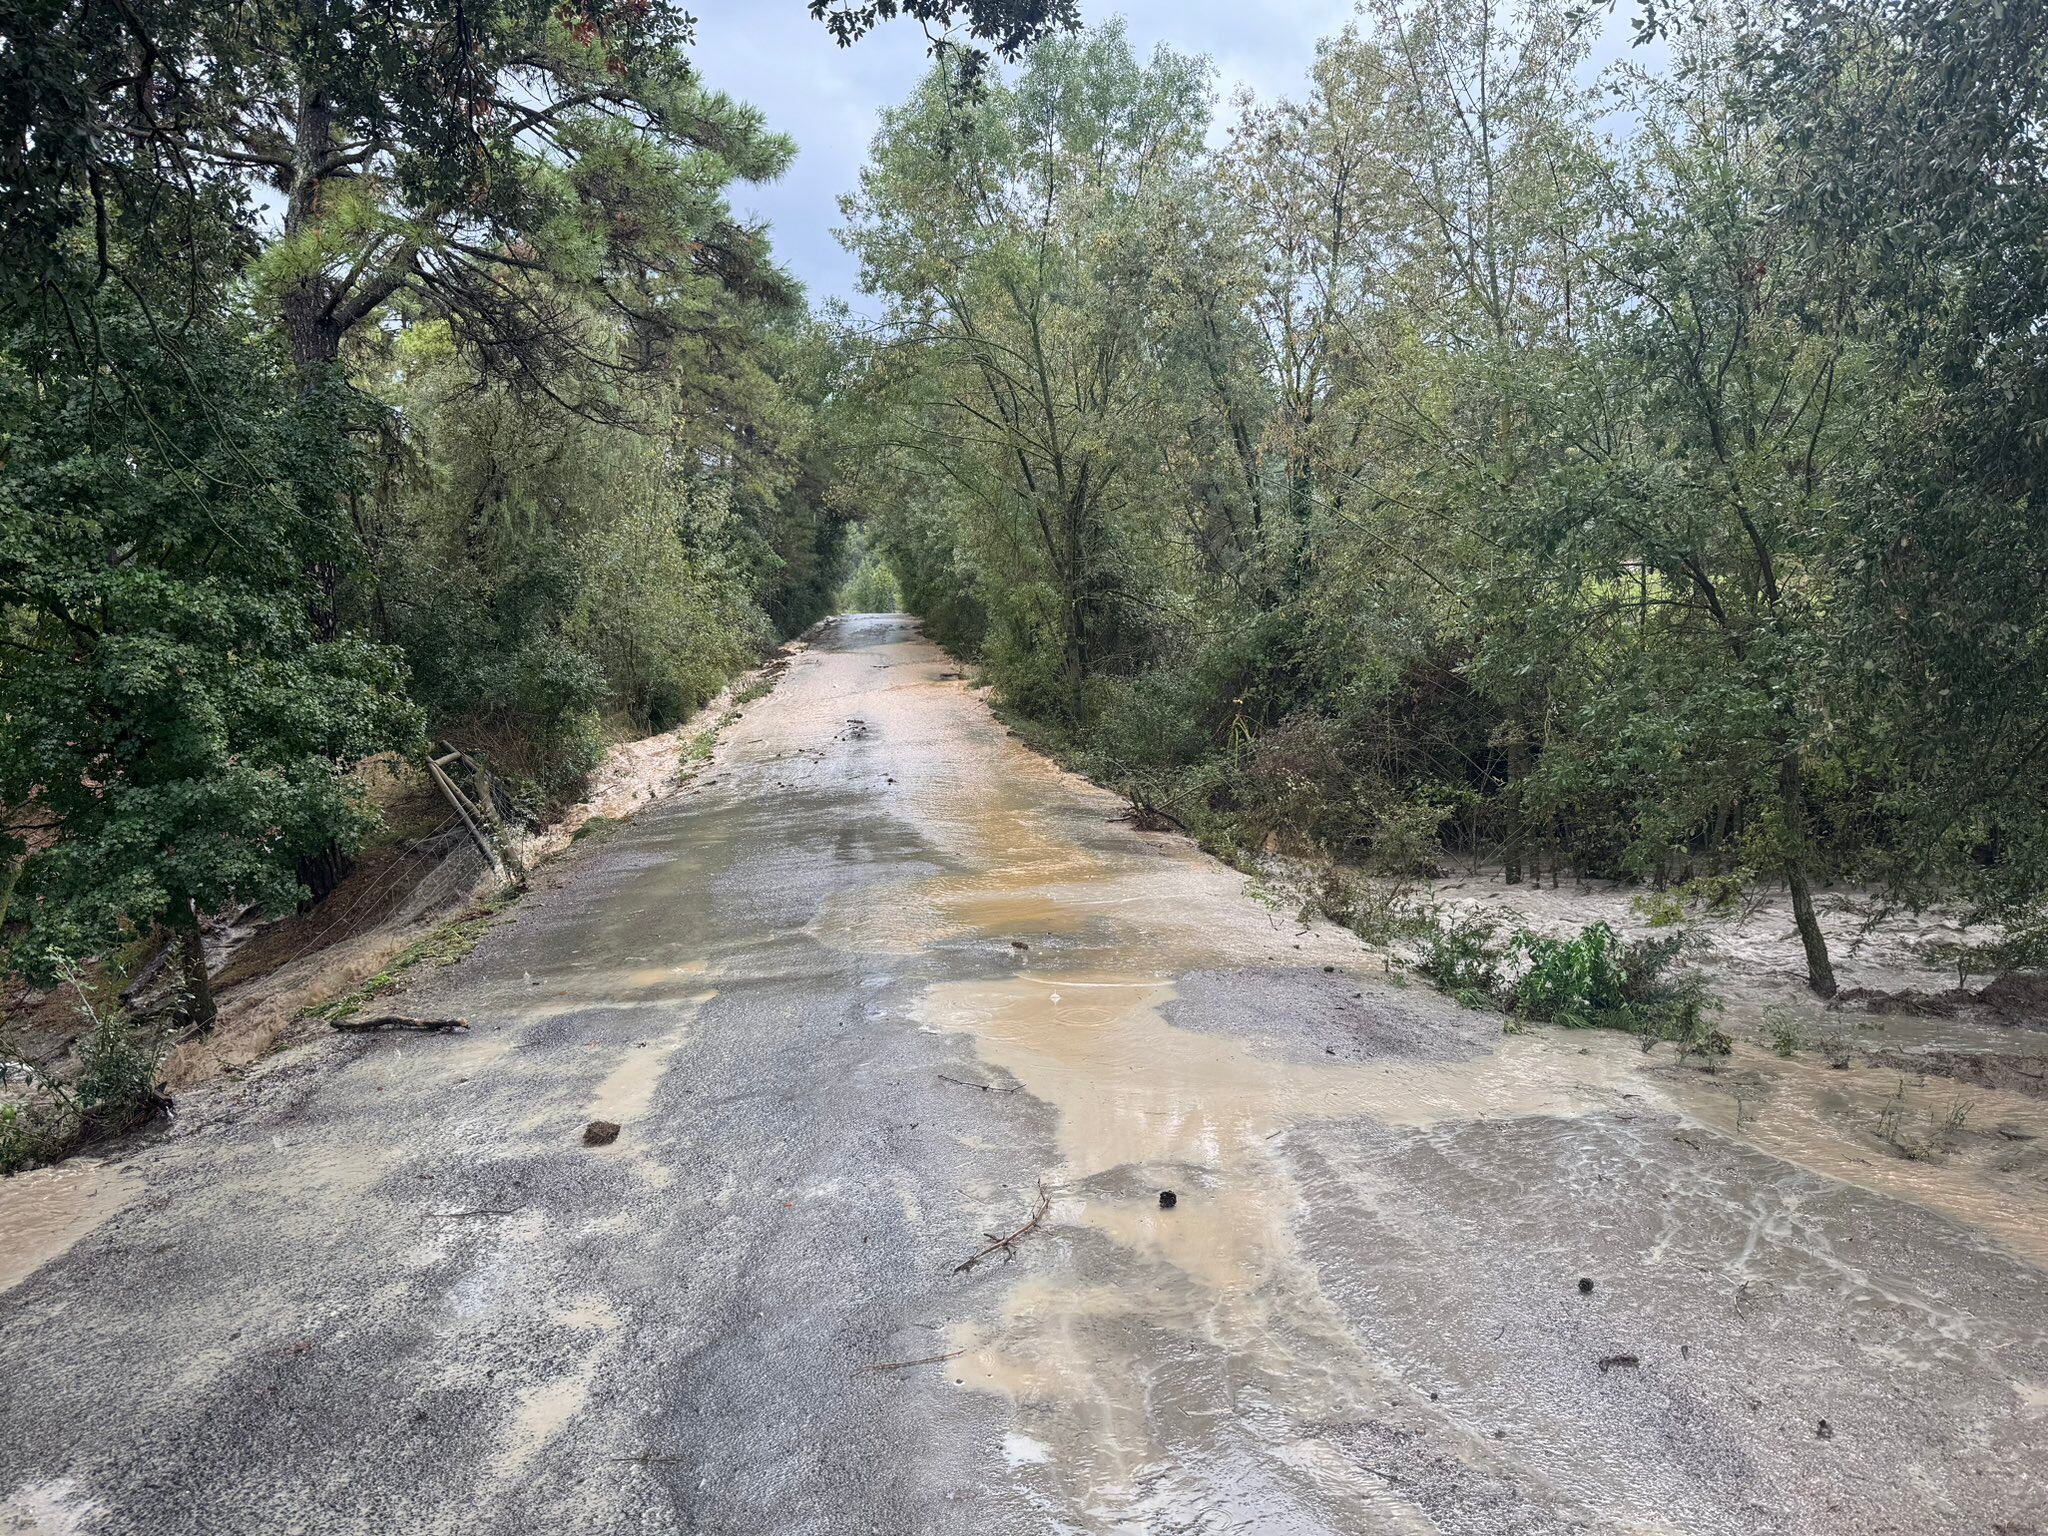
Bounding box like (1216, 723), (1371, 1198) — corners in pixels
(3, 614), (2044, 1535)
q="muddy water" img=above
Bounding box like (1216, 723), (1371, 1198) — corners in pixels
(920, 968), (1658, 1520)
(1660, 1047), (2048, 1270)
(588, 986), (719, 1128)
(491, 1296), (622, 1481)
(810, 640), (2048, 1529)
(4, 615), (2035, 1535)
(0, 1160), (137, 1295)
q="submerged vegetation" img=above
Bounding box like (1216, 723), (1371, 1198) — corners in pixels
(1410, 909), (1721, 1053)
(0, 968), (170, 1173)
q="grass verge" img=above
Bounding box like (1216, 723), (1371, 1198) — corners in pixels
(306, 893), (519, 1025)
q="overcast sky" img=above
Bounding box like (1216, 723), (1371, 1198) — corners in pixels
(687, 3), (1655, 313)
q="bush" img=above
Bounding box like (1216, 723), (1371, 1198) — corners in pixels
(1093, 669), (1217, 775)
(1369, 794), (1453, 877)
(1415, 909), (1506, 995)
(1407, 912), (1721, 1048)
(836, 540), (902, 613)
(1510, 921), (1631, 1026)
(0, 970), (169, 1173)
(1506, 923), (1713, 1040)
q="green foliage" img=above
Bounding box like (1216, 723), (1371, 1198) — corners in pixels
(1765, 1006), (1804, 1059)
(1415, 911), (1505, 997)
(1509, 923), (1632, 1028)
(362, 313), (835, 797)
(1404, 907), (1717, 1046)
(0, 299), (420, 980)
(0, 969), (169, 1174)
(731, 669), (780, 708)
(848, 5), (2048, 979)
(1502, 925), (1714, 1043)
(836, 534), (903, 614)
(26, 1), (793, 373)
(0, 0), (845, 1092)
(807, 0), (1080, 89)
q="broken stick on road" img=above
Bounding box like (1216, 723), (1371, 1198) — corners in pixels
(952, 1182), (1051, 1275)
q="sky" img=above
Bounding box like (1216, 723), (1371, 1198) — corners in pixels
(687, 3), (1657, 313)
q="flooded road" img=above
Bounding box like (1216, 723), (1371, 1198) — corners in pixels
(2, 613), (2045, 1535)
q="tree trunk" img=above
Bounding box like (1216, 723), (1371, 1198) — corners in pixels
(1063, 483), (1089, 724)
(1501, 725), (1527, 885)
(177, 912), (218, 1033)
(1287, 453), (1314, 587)
(1778, 755), (1837, 998)
(278, 84), (348, 372)
(0, 849), (20, 931)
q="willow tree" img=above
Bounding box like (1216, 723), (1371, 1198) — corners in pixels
(1476, 46), (1870, 995)
(1755, 0), (2048, 924)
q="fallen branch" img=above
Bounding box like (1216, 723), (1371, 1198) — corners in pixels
(952, 1182), (1051, 1275)
(1115, 801), (1186, 834)
(859, 1349), (964, 1375)
(1597, 1354), (1641, 1372)
(937, 1072), (1015, 1095)
(330, 1015), (470, 1033)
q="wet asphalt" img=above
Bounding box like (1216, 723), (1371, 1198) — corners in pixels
(1, 613), (2044, 1536)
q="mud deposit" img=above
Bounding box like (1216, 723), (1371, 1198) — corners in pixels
(0, 614), (2043, 1536)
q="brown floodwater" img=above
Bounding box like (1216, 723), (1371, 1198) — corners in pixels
(798, 635), (2048, 1528)
(0, 1160), (138, 1296)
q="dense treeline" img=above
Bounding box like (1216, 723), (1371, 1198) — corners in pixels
(844, 0), (2048, 995)
(0, 0), (877, 1028)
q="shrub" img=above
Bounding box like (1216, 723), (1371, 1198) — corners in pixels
(1407, 912), (1722, 1049)
(0, 967), (169, 1173)
(1510, 921), (1630, 1027)
(836, 541), (902, 613)
(1369, 794), (1453, 877)
(1415, 909), (1506, 995)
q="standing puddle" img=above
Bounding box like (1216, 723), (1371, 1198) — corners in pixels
(0, 1159), (138, 1295)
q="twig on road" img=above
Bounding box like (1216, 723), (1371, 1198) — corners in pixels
(424, 1207), (522, 1218)
(937, 1072), (1016, 1095)
(952, 1182), (1051, 1275)
(331, 1015), (470, 1034)
(859, 1349), (964, 1374)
